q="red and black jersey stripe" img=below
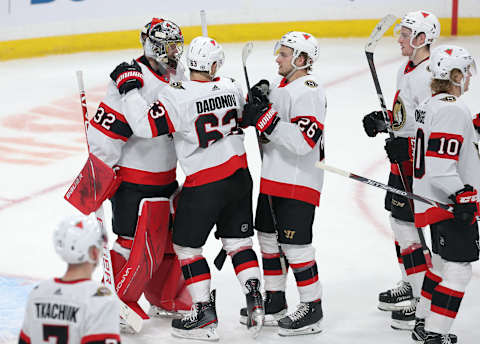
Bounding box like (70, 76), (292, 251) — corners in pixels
(426, 132), (463, 161)
(90, 102), (132, 142)
(291, 116), (324, 148)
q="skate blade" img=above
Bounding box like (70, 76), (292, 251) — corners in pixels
(247, 313), (265, 338)
(171, 326), (219, 342)
(378, 300), (414, 312)
(240, 310), (286, 327)
(278, 321), (323, 337)
(390, 319), (414, 331)
(148, 306), (188, 319)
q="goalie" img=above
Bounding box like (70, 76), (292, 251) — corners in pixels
(64, 18), (192, 331)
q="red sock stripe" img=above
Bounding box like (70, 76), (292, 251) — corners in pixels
(425, 269), (443, 283)
(179, 255), (204, 267)
(297, 274), (319, 287)
(435, 285), (465, 298)
(234, 260), (259, 275)
(185, 273), (211, 286)
(262, 252), (281, 259)
(421, 290), (432, 300)
(290, 260), (315, 270)
(264, 269), (283, 276)
(405, 264), (428, 275)
(430, 305), (458, 319)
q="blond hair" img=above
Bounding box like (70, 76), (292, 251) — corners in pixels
(430, 69), (463, 94)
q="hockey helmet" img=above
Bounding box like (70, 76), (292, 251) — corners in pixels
(53, 214), (107, 264)
(274, 31), (319, 70)
(395, 11), (440, 48)
(429, 45), (476, 93)
(186, 36), (225, 76)
(140, 18), (184, 64)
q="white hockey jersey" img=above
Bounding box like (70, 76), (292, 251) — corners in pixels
(87, 56), (185, 186)
(413, 93), (480, 227)
(122, 77), (247, 187)
(19, 278), (120, 344)
(261, 75), (326, 206)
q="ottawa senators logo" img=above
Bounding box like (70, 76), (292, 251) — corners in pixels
(93, 286), (112, 297)
(304, 80), (318, 88)
(440, 96), (457, 102)
(392, 91), (406, 131)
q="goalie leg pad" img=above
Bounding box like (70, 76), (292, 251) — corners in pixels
(115, 197), (171, 305)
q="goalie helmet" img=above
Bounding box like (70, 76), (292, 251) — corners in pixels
(274, 31), (319, 69)
(53, 214), (107, 264)
(395, 11), (440, 47)
(429, 45), (476, 93)
(186, 36), (225, 76)
(140, 18), (184, 64)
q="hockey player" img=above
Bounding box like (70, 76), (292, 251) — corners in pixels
(110, 36), (264, 340)
(85, 18), (191, 327)
(362, 10), (440, 330)
(241, 31), (325, 336)
(19, 214), (121, 344)
(411, 45), (478, 344)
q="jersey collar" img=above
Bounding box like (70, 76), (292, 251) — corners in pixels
(404, 56), (430, 74)
(54, 277), (90, 284)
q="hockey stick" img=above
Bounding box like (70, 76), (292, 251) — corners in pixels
(75, 71), (143, 333)
(200, 9), (208, 37)
(365, 15), (432, 268)
(315, 161), (453, 212)
(242, 42), (287, 273)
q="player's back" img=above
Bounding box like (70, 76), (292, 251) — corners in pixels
(20, 278), (120, 344)
(160, 77), (247, 186)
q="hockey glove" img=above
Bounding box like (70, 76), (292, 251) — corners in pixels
(110, 60), (144, 95)
(362, 110), (389, 137)
(243, 102), (280, 135)
(384, 137), (411, 163)
(249, 79), (270, 103)
(473, 113), (480, 135)
(449, 185), (479, 225)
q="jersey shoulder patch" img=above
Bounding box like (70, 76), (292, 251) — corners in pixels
(304, 79), (318, 88)
(440, 96), (457, 102)
(93, 286), (112, 297)
(170, 81), (185, 90)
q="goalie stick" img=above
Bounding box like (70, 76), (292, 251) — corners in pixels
(365, 15), (432, 268)
(75, 71), (143, 333)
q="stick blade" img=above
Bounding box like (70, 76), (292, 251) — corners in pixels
(365, 14), (397, 53)
(242, 42), (253, 66)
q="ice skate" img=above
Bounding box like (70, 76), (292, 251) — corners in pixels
(424, 332), (457, 344)
(244, 278), (265, 337)
(412, 318), (457, 343)
(391, 297), (418, 330)
(171, 290), (219, 341)
(378, 280), (414, 311)
(240, 290), (287, 326)
(277, 299), (323, 336)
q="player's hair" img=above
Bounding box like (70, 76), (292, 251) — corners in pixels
(299, 52), (312, 72)
(430, 68), (463, 94)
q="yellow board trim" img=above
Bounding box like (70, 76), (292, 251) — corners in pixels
(1, 18), (479, 61)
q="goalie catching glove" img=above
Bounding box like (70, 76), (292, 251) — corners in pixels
(110, 60), (144, 95)
(449, 185), (479, 225)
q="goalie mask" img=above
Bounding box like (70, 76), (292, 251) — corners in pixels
(53, 214), (107, 264)
(140, 18), (184, 66)
(429, 45), (476, 94)
(186, 36), (225, 76)
(274, 31), (319, 71)
(394, 11), (440, 49)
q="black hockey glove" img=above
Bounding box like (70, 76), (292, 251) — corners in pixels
(110, 60), (144, 95)
(473, 113), (480, 135)
(448, 185), (479, 225)
(243, 102), (280, 135)
(362, 110), (388, 137)
(384, 137), (411, 163)
(249, 79), (270, 103)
